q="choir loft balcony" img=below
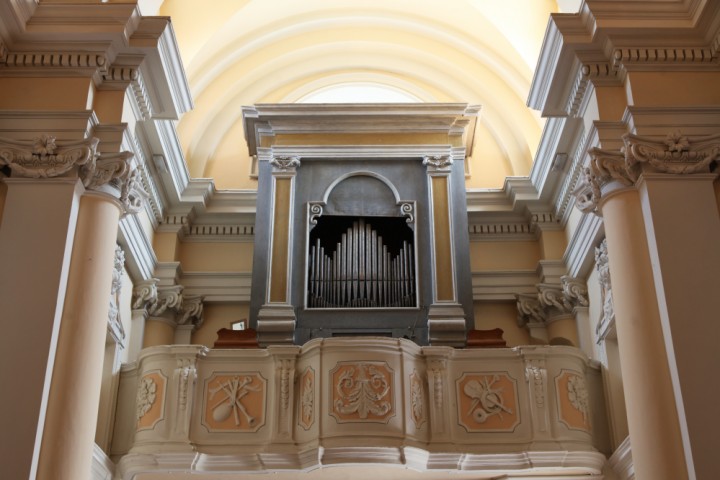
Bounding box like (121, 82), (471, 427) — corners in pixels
(111, 339), (606, 479)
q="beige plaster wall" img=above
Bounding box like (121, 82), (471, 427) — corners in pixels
(473, 302), (530, 347)
(470, 240), (540, 270)
(178, 243), (253, 271)
(0, 77), (93, 110)
(192, 303), (250, 348)
(539, 230), (567, 260)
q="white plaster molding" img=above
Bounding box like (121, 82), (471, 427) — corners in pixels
(0, 110), (98, 141)
(594, 239), (616, 342)
(90, 443), (114, 480)
(108, 245), (126, 346)
(180, 271), (252, 303)
(119, 212), (158, 282)
(270, 155), (300, 173)
(608, 436), (635, 480)
(563, 212), (604, 279)
(472, 270), (538, 301)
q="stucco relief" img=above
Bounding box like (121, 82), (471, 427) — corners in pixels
(456, 373), (519, 432)
(410, 369), (426, 429)
(330, 362), (394, 423)
(299, 367), (315, 430)
(555, 370), (591, 432)
(202, 373), (267, 432)
(136, 371), (166, 431)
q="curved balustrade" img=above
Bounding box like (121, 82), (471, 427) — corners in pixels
(112, 339), (606, 479)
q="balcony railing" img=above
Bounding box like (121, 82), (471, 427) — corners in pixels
(111, 338), (606, 478)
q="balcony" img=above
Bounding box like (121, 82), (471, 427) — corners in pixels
(111, 338), (606, 479)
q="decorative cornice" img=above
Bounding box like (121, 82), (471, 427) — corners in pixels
(0, 50), (109, 78)
(612, 47), (718, 72)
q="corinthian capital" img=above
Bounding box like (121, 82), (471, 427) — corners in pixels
(624, 131), (720, 175)
(573, 147), (634, 215)
(178, 295), (204, 328)
(0, 135), (98, 179)
(516, 293), (547, 327)
(148, 285), (184, 317)
(561, 276), (589, 308)
(132, 279), (159, 310)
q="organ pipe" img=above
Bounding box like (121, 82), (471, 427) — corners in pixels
(308, 219), (416, 308)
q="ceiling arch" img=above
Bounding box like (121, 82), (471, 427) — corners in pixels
(159, 0), (557, 189)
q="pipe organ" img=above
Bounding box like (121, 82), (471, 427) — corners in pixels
(244, 104), (478, 346)
(308, 218), (416, 308)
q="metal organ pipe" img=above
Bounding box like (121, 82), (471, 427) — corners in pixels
(308, 219), (415, 308)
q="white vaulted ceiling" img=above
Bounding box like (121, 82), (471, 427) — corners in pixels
(152, 0), (564, 190)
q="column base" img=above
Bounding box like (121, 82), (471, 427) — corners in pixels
(427, 304), (467, 347)
(257, 305), (297, 346)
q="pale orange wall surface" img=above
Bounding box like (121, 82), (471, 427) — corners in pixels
(179, 242), (254, 272)
(473, 302), (530, 347)
(470, 241), (540, 270)
(0, 77), (93, 110)
(192, 303), (250, 347)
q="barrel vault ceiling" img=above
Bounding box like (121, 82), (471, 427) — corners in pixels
(147, 0), (574, 191)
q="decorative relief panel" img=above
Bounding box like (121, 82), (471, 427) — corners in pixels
(136, 371), (166, 431)
(555, 370), (591, 432)
(330, 362), (394, 423)
(202, 373), (267, 432)
(299, 367), (315, 430)
(410, 370), (426, 429)
(456, 373), (519, 432)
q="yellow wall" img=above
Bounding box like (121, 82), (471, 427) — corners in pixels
(192, 303), (250, 347)
(473, 302), (530, 346)
(179, 243), (254, 271)
(470, 241), (540, 270)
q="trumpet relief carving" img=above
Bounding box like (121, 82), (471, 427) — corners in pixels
(203, 373), (267, 432)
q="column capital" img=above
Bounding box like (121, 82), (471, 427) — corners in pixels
(0, 134), (98, 180)
(270, 155), (300, 173)
(423, 154), (453, 173)
(574, 131), (720, 215)
(0, 134), (148, 215)
(624, 131), (720, 175)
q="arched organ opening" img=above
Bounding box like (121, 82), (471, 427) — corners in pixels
(308, 216), (416, 309)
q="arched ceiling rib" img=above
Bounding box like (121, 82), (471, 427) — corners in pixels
(159, 0), (556, 189)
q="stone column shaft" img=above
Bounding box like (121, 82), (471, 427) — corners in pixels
(601, 188), (687, 480)
(37, 193), (122, 480)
